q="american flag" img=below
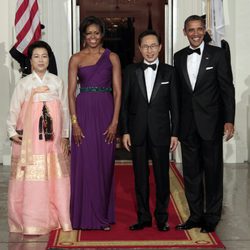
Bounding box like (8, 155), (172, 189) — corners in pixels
(14, 0), (41, 56)
(206, 0), (225, 47)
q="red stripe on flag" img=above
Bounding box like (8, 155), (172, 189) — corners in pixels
(15, 0), (29, 25)
(15, 21), (41, 48)
(14, 0), (41, 55)
(22, 25), (41, 55)
(16, 2), (39, 41)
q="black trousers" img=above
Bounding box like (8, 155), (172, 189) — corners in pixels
(131, 134), (170, 224)
(181, 128), (223, 226)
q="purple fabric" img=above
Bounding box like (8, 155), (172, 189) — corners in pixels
(70, 49), (115, 229)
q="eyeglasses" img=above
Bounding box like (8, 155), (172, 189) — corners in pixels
(141, 44), (159, 51)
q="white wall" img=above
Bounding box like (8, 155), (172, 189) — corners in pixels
(231, 0), (250, 163)
(173, 0), (203, 52)
(1, 0), (250, 164)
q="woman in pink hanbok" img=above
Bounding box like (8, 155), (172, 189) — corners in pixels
(6, 41), (72, 235)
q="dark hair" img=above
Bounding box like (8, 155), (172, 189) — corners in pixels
(138, 30), (161, 46)
(27, 40), (53, 59)
(184, 15), (206, 30)
(79, 16), (105, 43)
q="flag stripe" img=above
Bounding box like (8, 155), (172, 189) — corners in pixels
(16, 14), (41, 53)
(14, 0), (41, 55)
(16, 0), (38, 40)
(16, 0), (26, 11)
(15, 7), (32, 37)
(17, 25), (41, 55)
(15, 0), (36, 35)
(15, 0), (29, 25)
(16, 13), (40, 52)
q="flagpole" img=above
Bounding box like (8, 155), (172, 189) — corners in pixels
(206, 0), (211, 35)
(165, 0), (173, 65)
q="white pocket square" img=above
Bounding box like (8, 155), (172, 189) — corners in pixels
(161, 81), (169, 85)
(206, 66), (214, 70)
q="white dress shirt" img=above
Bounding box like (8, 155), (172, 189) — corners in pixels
(6, 71), (69, 138)
(187, 41), (204, 90)
(144, 58), (159, 102)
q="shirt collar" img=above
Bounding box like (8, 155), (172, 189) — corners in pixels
(143, 58), (159, 66)
(189, 41), (204, 55)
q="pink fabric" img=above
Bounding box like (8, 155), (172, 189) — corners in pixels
(8, 99), (72, 235)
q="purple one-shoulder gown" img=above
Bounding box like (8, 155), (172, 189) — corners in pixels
(70, 49), (115, 229)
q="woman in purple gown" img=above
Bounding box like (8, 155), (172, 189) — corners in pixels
(68, 16), (121, 230)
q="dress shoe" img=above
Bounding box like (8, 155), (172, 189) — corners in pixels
(200, 224), (216, 233)
(175, 220), (202, 230)
(101, 226), (111, 231)
(129, 221), (152, 230)
(157, 222), (170, 231)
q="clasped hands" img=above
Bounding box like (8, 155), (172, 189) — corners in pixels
(31, 85), (49, 95)
(10, 86), (50, 145)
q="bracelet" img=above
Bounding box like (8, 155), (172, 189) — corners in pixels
(71, 114), (78, 124)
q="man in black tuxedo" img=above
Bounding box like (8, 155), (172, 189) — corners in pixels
(174, 15), (235, 233)
(120, 30), (179, 231)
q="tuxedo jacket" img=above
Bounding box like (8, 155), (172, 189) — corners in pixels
(174, 44), (235, 140)
(120, 62), (179, 146)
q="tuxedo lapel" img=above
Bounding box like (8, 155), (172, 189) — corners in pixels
(135, 64), (147, 101)
(194, 46), (210, 90)
(150, 64), (162, 102)
(181, 49), (193, 92)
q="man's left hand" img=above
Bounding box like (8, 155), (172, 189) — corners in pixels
(170, 136), (178, 152)
(224, 123), (234, 141)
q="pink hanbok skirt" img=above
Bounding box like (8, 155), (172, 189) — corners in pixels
(8, 99), (72, 235)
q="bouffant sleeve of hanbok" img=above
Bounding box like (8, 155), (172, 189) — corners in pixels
(6, 80), (26, 138)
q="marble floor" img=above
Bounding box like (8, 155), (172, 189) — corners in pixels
(0, 162), (249, 250)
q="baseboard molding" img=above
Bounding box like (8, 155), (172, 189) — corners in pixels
(2, 154), (11, 166)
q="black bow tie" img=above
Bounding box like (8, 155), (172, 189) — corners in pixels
(142, 63), (157, 71)
(187, 47), (201, 55)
